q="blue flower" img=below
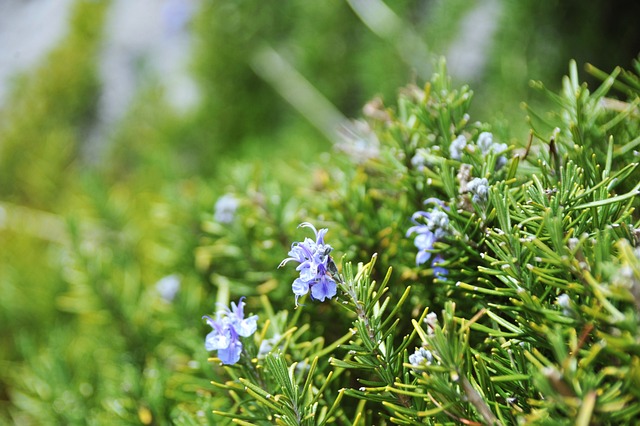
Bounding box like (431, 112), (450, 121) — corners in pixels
(411, 230), (436, 265)
(476, 132), (508, 169)
(406, 203), (449, 266)
(214, 194), (239, 224)
(161, 0), (193, 35)
(409, 347), (434, 367)
(411, 148), (429, 171)
(449, 135), (467, 160)
(279, 222), (338, 306)
(476, 132), (494, 154)
(155, 274), (180, 302)
(203, 297), (258, 365)
(467, 177), (490, 204)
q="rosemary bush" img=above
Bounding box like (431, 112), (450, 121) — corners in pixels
(198, 59), (640, 425)
(1, 4), (639, 424)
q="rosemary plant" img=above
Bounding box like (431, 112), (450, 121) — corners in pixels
(200, 59), (640, 425)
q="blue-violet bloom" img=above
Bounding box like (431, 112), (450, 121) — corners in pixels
(467, 177), (490, 204)
(476, 132), (508, 169)
(449, 135), (467, 160)
(279, 222), (338, 306)
(406, 203), (449, 266)
(214, 194), (239, 224)
(476, 132), (494, 154)
(409, 347), (434, 367)
(203, 297), (258, 365)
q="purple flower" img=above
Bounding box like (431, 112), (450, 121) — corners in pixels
(279, 222), (338, 306)
(406, 203), (449, 266)
(161, 0), (193, 36)
(203, 297), (258, 365)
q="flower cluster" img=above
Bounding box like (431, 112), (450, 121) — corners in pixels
(279, 222), (338, 306)
(449, 132), (508, 169)
(203, 297), (258, 365)
(409, 347), (434, 367)
(406, 200), (450, 269)
(449, 134), (467, 160)
(431, 255), (448, 278)
(409, 312), (440, 368)
(476, 132), (508, 168)
(466, 177), (490, 204)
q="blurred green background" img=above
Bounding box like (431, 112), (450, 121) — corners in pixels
(0, 0), (638, 423)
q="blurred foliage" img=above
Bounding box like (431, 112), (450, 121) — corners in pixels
(0, 0), (104, 208)
(467, 0), (640, 139)
(0, 0), (639, 424)
(187, 0), (424, 175)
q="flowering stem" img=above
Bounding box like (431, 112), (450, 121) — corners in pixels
(333, 260), (411, 409)
(351, 290), (377, 343)
(332, 267), (377, 343)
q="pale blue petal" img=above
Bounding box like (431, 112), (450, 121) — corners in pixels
(416, 250), (432, 266)
(414, 232), (435, 251)
(237, 315), (258, 337)
(218, 338), (243, 365)
(292, 278), (310, 297)
(316, 228), (328, 244)
(310, 276), (337, 302)
(205, 329), (229, 351)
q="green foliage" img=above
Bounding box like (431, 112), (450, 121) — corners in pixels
(1, 1), (640, 425)
(200, 61), (640, 425)
(0, 0), (105, 208)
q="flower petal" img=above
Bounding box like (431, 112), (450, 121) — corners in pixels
(292, 278), (310, 297)
(414, 232), (435, 251)
(416, 250), (432, 266)
(310, 276), (337, 302)
(205, 330), (230, 351)
(236, 315), (258, 337)
(217, 339), (243, 365)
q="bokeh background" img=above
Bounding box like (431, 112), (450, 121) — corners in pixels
(1, 0), (639, 423)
